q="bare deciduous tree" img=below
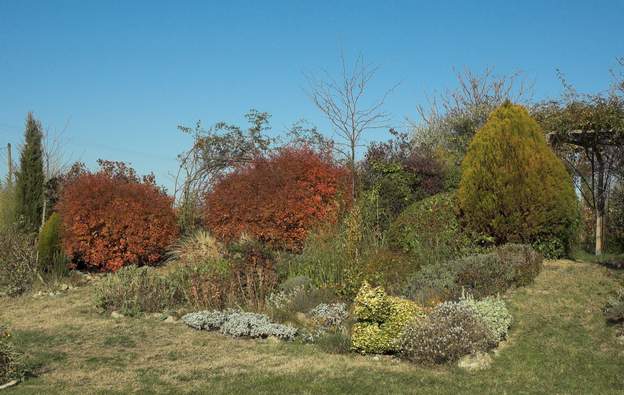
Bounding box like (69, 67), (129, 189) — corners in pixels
(413, 67), (533, 154)
(40, 120), (72, 228)
(306, 53), (397, 198)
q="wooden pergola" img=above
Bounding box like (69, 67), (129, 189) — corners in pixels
(547, 129), (624, 255)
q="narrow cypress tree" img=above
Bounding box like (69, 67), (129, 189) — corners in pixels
(15, 112), (45, 233)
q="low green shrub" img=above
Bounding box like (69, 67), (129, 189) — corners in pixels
(313, 327), (352, 354)
(454, 253), (516, 298)
(267, 282), (337, 323)
(94, 266), (185, 316)
(398, 301), (491, 364)
(170, 258), (233, 310)
(532, 236), (566, 259)
(460, 294), (512, 343)
(0, 325), (27, 384)
(604, 288), (624, 323)
(227, 239), (278, 310)
(494, 244), (543, 287)
(402, 261), (460, 306)
(280, 227), (354, 293)
(0, 228), (37, 296)
(37, 213), (64, 273)
(403, 244), (543, 304)
(351, 282), (425, 354)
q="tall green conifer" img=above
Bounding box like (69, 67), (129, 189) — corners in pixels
(458, 103), (578, 252)
(15, 112), (45, 233)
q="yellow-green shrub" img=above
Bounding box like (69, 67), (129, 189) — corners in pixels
(457, 102), (578, 252)
(37, 212), (64, 272)
(352, 281), (391, 322)
(351, 282), (425, 354)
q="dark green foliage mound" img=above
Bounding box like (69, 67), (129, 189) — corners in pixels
(458, 103), (578, 256)
(387, 193), (471, 263)
(403, 244), (543, 305)
(359, 131), (446, 234)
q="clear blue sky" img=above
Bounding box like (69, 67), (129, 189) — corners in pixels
(1, 0), (623, 191)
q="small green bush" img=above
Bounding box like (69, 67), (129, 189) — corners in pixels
(494, 244), (543, 287)
(313, 328), (352, 354)
(266, 280), (336, 323)
(604, 289), (624, 323)
(280, 225), (362, 297)
(532, 236), (566, 260)
(460, 294), (512, 343)
(403, 244), (543, 304)
(94, 266), (185, 316)
(37, 212), (68, 277)
(226, 238), (278, 310)
(351, 282), (425, 354)
(170, 258), (233, 310)
(0, 325), (27, 383)
(402, 262), (460, 306)
(387, 193), (471, 263)
(398, 301), (491, 364)
(0, 229), (37, 296)
(454, 253), (517, 298)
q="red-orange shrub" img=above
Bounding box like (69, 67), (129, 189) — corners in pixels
(56, 160), (179, 272)
(204, 147), (350, 251)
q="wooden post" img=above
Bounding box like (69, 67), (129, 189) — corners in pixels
(595, 211), (604, 255)
(7, 143), (12, 186)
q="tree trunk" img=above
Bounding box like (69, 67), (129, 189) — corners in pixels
(595, 153), (606, 256)
(595, 210), (604, 255)
(350, 143), (356, 201)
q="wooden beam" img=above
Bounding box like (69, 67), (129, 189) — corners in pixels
(547, 129), (624, 147)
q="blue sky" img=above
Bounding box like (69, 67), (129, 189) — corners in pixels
(1, 0), (623, 191)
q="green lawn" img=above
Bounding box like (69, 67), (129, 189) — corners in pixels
(1, 259), (623, 394)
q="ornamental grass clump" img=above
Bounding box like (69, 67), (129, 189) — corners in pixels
(167, 230), (223, 265)
(351, 282), (425, 354)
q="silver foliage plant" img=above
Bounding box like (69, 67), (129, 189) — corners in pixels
(459, 294), (512, 343)
(181, 310), (297, 341)
(308, 303), (348, 328)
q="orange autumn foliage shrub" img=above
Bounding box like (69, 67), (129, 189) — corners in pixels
(56, 160), (179, 272)
(204, 147), (350, 251)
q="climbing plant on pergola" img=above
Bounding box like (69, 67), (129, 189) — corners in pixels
(535, 94), (624, 255)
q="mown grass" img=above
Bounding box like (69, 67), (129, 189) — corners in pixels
(1, 260), (623, 394)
